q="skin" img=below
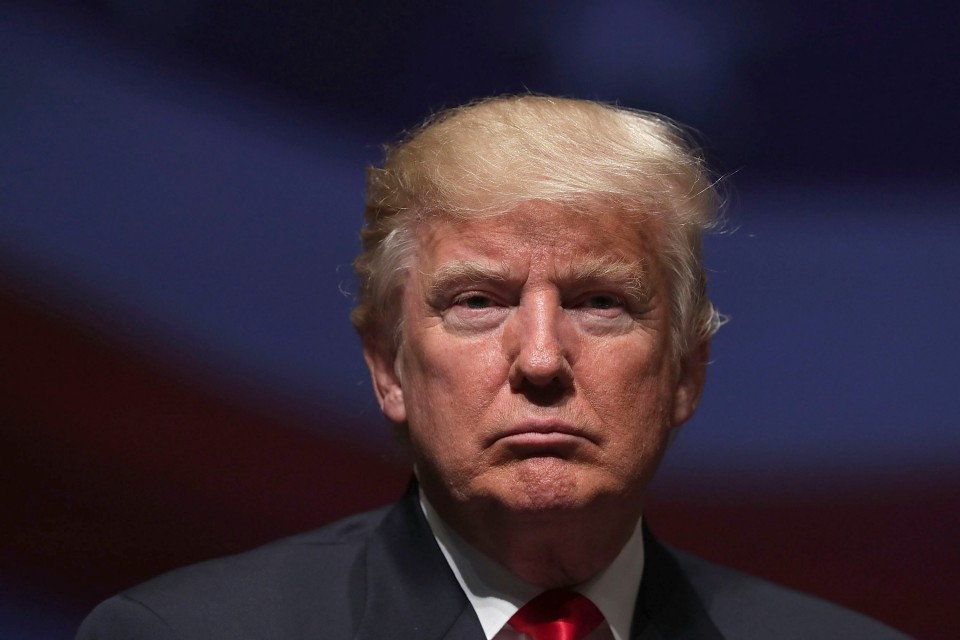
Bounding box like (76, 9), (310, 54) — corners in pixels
(365, 201), (708, 587)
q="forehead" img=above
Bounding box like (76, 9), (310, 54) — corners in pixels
(413, 202), (662, 274)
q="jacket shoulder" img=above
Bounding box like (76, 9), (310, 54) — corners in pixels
(77, 506), (391, 640)
(671, 547), (912, 639)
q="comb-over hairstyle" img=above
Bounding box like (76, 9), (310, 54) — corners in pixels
(352, 95), (723, 358)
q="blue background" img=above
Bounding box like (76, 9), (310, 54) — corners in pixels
(2, 1), (958, 637)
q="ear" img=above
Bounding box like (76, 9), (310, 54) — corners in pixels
(671, 338), (709, 427)
(363, 337), (407, 424)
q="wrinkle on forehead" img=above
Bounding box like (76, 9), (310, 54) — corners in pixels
(414, 200), (663, 295)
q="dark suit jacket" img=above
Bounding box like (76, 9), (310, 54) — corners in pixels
(77, 489), (909, 639)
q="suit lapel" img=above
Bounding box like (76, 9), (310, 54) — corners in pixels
(351, 491), (721, 640)
(353, 484), (485, 640)
(630, 527), (724, 640)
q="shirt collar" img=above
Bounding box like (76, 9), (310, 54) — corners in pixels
(420, 491), (645, 640)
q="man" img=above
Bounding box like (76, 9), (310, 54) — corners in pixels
(78, 96), (908, 639)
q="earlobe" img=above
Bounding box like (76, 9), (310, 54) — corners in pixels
(671, 339), (709, 427)
(363, 340), (407, 424)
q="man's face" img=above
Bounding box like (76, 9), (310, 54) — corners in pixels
(366, 202), (706, 531)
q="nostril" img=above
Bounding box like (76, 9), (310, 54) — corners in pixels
(515, 377), (569, 407)
(509, 351), (571, 390)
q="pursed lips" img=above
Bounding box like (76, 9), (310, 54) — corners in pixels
(489, 420), (597, 449)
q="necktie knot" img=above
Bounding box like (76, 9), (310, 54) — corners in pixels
(508, 589), (604, 640)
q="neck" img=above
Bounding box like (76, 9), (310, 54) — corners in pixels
(427, 492), (642, 588)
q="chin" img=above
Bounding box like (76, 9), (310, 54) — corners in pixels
(489, 457), (608, 513)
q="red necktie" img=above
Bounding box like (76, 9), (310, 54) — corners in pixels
(508, 589), (605, 640)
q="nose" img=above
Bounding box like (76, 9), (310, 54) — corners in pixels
(507, 293), (574, 393)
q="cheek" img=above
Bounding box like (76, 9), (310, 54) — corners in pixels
(586, 338), (669, 397)
(414, 331), (506, 387)
(583, 345), (675, 442)
(400, 337), (499, 432)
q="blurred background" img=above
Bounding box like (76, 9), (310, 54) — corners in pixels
(2, 1), (958, 637)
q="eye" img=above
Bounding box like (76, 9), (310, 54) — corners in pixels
(567, 292), (634, 333)
(444, 292), (509, 332)
(583, 294), (622, 310)
(456, 294), (496, 310)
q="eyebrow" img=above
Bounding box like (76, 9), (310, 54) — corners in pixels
(559, 257), (651, 303)
(426, 261), (513, 300)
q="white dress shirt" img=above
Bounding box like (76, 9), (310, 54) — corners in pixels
(420, 494), (645, 640)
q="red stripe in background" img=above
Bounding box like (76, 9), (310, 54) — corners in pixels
(1, 284), (409, 597)
(2, 282), (956, 638)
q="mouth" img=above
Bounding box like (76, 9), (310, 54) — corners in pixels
(491, 420), (594, 454)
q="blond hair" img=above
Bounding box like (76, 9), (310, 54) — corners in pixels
(352, 95), (723, 358)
